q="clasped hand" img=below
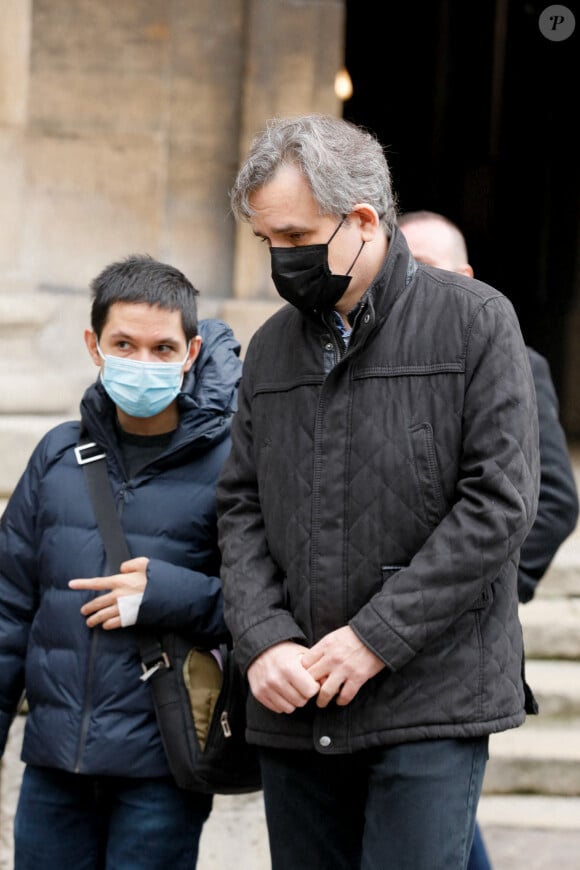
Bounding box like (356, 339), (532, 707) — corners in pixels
(248, 626), (385, 714)
(69, 556), (149, 630)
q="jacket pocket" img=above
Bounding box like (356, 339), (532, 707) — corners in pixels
(409, 422), (446, 526)
(469, 585), (493, 611)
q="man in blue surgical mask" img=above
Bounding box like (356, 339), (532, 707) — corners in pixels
(0, 255), (242, 869)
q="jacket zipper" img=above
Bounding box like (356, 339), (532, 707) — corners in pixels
(74, 628), (99, 772)
(74, 483), (128, 772)
(311, 305), (371, 637)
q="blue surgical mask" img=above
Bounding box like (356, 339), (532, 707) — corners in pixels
(97, 342), (190, 418)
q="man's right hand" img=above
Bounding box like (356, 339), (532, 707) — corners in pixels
(247, 641), (320, 714)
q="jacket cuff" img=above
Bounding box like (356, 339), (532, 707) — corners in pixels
(233, 613), (308, 675)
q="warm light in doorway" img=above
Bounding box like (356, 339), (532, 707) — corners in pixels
(334, 67), (353, 101)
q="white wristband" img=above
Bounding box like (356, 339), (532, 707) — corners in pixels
(117, 592), (144, 627)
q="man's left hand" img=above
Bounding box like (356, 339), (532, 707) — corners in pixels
(69, 557), (149, 630)
(301, 625), (385, 707)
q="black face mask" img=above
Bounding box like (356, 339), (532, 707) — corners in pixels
(270, 219), (365, 314)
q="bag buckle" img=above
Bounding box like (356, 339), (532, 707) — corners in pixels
(75, 442), (106, 465)
(220, 711), (232, 738)
(140, 652), (171, 682)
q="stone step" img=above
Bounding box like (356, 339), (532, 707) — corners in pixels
(0, 290), (97, 401)
(0, 291), (59, 335)
(477, 796), (580, 870)
(521, 598), (580, 659)
(0, 371), (80, 416)
(0, 416), (68, 497)
(534, 509), (580, 598)
(479, 823), (580, 870)
(478, 793), (580, 831)
(484, 718), (580, 796)
(0, 291), (62, 361)
(525, 659), (580, 716)
(478, 660), (580, 799)
(534, 560), (580, 599)
(536, 562), (580, 598)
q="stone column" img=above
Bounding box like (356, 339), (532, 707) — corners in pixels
(156, 0), (246, 298)
(0, 0), (31, 275)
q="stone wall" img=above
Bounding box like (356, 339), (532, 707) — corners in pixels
(1, 0), (246, 294)
(0, 0), (345, 300)
(0, 0), (347, 494)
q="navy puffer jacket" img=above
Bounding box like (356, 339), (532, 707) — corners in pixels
(0, 319), (241, 778)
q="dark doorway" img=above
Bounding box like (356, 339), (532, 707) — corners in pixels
(344, 0), (579, 399)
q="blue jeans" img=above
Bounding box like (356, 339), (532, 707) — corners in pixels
(467, 821), (493, 869)
(14, 765), (212, 869)
(259, 737), (489, 870)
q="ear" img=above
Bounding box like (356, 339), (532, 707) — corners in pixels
(183, 335), (202, 372)
(84, 329), (101, 367)
(349, 204), (381, 242)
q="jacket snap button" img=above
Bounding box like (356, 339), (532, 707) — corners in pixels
(325, 342), (333, 351)
(363, 313), (370, 323)
(319, 735), (332, 748)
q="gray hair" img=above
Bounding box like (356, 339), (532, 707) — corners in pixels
(230, 114), (398, 234)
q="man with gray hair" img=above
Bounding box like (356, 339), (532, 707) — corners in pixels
(217, 114), (540, 870)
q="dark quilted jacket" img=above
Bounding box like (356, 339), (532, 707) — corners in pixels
(0, 319), (241, 776)
(217, 229), (540, 753)
(518, 348), (579, 602)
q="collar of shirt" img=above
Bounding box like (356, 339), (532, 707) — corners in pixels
(332, 309), (352, 345)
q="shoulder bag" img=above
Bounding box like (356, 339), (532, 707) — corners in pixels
(75, 435), (262, 794)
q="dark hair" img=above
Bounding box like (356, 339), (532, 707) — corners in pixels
(90, 254), (200, 340)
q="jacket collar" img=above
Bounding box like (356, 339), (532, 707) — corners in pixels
(363, 227), (417, 324)
(337, 228), (416, 350)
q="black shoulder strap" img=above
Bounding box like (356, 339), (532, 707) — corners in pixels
(75, 431), (170, 680)
(75, 434), (130, 572)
